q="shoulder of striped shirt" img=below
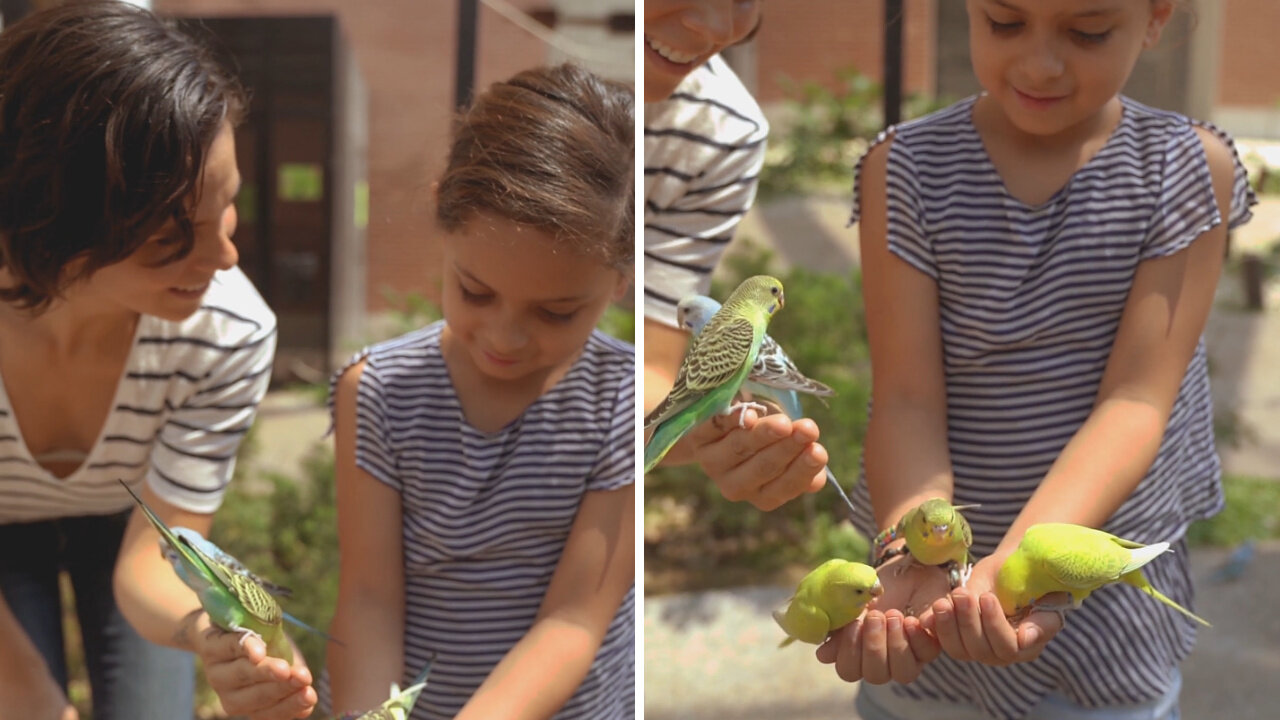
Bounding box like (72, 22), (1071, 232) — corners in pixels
(189, 266), (278, 341)
(646, 57), (768, 142)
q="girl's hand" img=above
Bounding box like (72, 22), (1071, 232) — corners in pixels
(683, 407), (827, 511)
(814, 552), (949, 685)
(919, 555), (1064, 666)
(193, 616), (316, 720)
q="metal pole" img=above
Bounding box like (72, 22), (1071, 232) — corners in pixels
(455, 0), (478, 109)
(883, 0), (904, 128)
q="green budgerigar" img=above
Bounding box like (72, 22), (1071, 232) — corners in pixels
(119, 480), (297, 662)
(338, 654), (436, 720)
(676, 294), (856, 519)
(874, 498), (979, 588)
(644, 276), (785, 473)
(995, 523), (1211, 627)
(772, 559), (883, 647)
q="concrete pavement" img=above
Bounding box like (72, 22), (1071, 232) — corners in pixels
(643, 542), (1280, 720)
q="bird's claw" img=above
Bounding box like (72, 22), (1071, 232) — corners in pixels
(726, 401), (770, 429)
(234, 628), (265, 650)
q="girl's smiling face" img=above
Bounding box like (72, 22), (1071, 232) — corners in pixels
(644, 0), (763, 102)
(440, 214), (629, 385)
(967, 0), (1172, 140)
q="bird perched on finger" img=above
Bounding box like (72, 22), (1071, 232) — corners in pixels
(676, 294), (855, 519)
(119, 480), (335, 663)
(995, 523), (1211, 627)
(873, 498), (978, 588)
(338, 653), (436, 720)
(644, 276), (785, 473)
(772, 559), (883, 647)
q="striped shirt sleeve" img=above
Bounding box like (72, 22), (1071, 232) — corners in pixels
(587, 357), (635, 492)
(352, 356), (401, 492)
(1142, 121), (1258, 260)
(644, 56), (769, 327)
(147, 311), (277, 512)
(852, 129), (935, 278)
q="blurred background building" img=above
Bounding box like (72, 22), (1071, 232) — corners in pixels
(0, 0), (634, 380)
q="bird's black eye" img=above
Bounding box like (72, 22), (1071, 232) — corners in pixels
(771, 286), (780, 296)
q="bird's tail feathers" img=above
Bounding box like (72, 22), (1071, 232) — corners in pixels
(1122, 542), (1171, 574)
(644, 413), (697, 473)
(284, 612), (344, 646)
(1126, 577), (1212, 627)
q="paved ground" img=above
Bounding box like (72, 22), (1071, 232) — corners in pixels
(644, 542), (1280, 720)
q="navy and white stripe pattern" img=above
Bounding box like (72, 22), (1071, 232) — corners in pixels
(848, 96), (1256, 719)
(644, 54), (769, 326)
(343, 322), (634, 719)
(0, 266), (277, 522)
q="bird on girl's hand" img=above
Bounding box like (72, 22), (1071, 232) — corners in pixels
(338, 653), (436, 720)
(644, 276), (785, 473)
(995, 522), (1211, 627)
(874, 498), (978, 588)
(772, 559), (883, 647)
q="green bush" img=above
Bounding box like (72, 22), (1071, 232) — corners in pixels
(759, 67), (948, 199)
(644, 246), (874, 593)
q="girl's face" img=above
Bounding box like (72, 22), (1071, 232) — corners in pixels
(440, 214), (629, 385)
(644, 0), (763, 102)
(71, 121), (242, 321)
(966, 0), (1173, 139)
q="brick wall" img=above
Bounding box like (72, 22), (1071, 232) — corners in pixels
(157, 0), (618, 309)
(753, 0), (936, 104)
(1218, 0), (1280, 107)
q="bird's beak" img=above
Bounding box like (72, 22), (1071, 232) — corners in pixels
(870, 580), (885, 597)
(931, 524), (950, 539)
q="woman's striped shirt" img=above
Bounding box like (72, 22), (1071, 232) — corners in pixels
(644, 54), (769, 327)
(335, 322), (634, 719)
(847, 95), (1256, 719)
(0, 266), (277, 523)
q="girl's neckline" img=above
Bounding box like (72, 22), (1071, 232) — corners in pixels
(435, 322), (591, 438)
(0, 313), (146, 482)
(965, 94), (1131, 211)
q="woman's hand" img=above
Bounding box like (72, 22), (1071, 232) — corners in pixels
(192, 614), (316, 720)
(814, 552), (949, 685)
(918, 554), (1064, 666)
(682, 407), (827, 511)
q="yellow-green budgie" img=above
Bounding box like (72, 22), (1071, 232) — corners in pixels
(644, 275), (785, 473)
(772, 560), (883, 647)
(995, 523), (1210, 627)
(874, 498), (978, 588)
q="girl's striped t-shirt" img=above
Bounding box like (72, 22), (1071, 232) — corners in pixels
(332, 321), (635, 719)
(847, 95), (1256, 720)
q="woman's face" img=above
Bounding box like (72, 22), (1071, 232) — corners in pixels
(644, 0), (763, 102)
(71, 121), (242, 322)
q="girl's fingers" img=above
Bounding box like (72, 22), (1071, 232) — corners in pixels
(832, 619), (865, 683)
(903, 615), (941, 665)
(978, 593), (1020, 664)
(884, 612), (921, 684)
(199, 628), (265, 665)
(951, 591), (996, 663)
(930, 597), (968, 661)
(859, 613), (891, 685)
